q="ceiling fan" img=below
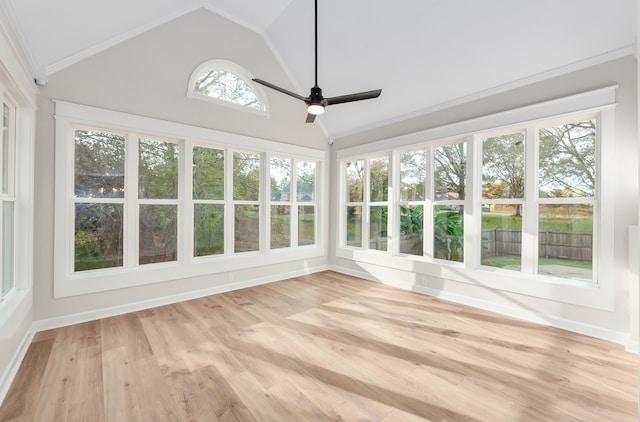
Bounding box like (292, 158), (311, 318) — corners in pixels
(252, 0), (382, 123)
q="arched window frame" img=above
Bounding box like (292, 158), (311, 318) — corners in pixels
(187, 59), (269, 117)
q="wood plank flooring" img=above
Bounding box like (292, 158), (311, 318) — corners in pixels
(1, 271), (637, 421)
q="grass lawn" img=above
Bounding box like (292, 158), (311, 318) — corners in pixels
(481, 255), (592, 269)
(483, 210), (592, 231)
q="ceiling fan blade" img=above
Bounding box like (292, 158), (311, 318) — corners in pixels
(252, 78), (308, 102)
(305, 113), (317, 123)
(325, 89), (382, 106)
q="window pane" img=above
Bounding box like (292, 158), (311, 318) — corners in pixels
(297, 161), (316, 202)
(234, 152), (260, 201)
(369, 157), (388, 202)
(298, 205), (315, 246)
(2, 104), (10, 195)
(75, 130), (125, 198)
(139, 204), (177, 264)
(235, 204), (259, 252)
(194, 204), (224, 257)
(369, 206), (388, 251)
(434, 143), (466, 200)
(346, 160), (364, 202)
(270, 157), (291, 201)
(434, 205), (464, 262)
(539, 121), (596, 198)
(2, 201), (13, 295)
(346, 206), (362, 247)
(481, 204), (522, 270)
(194, 69), (261, 110)
(193, 146), (224, 200)
(482, 132), (525, 199)
(400, 150), (426, 201)
(271, 205), (290, 249)
(139, 139), (179, 199)
(400, 205), (423, 256)
(539, 204), (592, 281)
(75, 203), (123, 271)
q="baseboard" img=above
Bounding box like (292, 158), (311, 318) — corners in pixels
(0, 325), (35, 406)
(35, 264), (330, 332)
(330, 265), (635, 352)
(626, 339), (639, 354)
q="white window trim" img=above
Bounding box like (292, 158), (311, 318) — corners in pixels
(0, 104), (35, 327)
(266, 155), (319, 251)
(336, 86), (617, 311)
(186, 59), (269, 118)
(54, 100), (325, 298)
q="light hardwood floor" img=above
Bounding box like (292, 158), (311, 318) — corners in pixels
(1, 271), (637, 421)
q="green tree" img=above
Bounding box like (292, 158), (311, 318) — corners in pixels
(400, 150), (426, 201)
(482, 133), (525, 216)
(346, 160), (364, 202)
(193, 146), (224, 200)
(434, 143), (465, 200)
(138, 139), (179, 199)
(233, 152), (260, 201)
(369, 157), (388, 202)
(539, 121), (595, 197)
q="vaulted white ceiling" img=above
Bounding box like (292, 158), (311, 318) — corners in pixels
(2, 0), (636, 137)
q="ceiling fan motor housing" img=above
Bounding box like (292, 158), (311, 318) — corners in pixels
(308, 86), (326, 106)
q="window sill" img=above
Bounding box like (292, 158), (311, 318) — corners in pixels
(56, 246), (324, 298)
(336, 247), (613, 311)
(0, 289), (31, 330)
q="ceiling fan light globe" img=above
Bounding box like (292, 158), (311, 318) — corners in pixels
(307, 104), (325, 115)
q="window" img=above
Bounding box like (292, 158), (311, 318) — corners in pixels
(369, 156), (389, 251)
(54, 101), (324, 298)
(345, 159), (364, 248)
(481, 131), (525, 271)
(433, 141), (465, 262)
(342, 121), (596, 276)
(233, 151), (261, 253)
(270, 157), (291, 249)
(269, 157), (317, 249)
(336, 86), (616, 310)
(537, 120), (596, 281)
(0, 101), (15, 301)
(193, 146), (225, 257)
(479, 120), (596, 281)
(74, 129), (125, 271)
(138, 138), (180, 264)
(296, 160), (317, 247)
(399, 149), (426, 256)
(187, 59), (267, 115)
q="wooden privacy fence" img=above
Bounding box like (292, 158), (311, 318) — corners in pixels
(482, 228), (592, 261)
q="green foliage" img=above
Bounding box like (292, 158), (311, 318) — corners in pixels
(233, 152), (260, 201)
(346, 160), (364, 202)
(433, 206), (463, 261)
(74, 203), (123, 271)
(194, 204), (224, 256)
(369, 157), (388, 202)
(482, 211), (523, 229)
(193, 147), (224, 200)
(138, 139), (179, 199)
(434, 143), (466, 200)
(482, 133), (525, 199)
(400, 150), (426, 201)
(74, 130), (125, 197)
(539, 121), (596, 198)
(74, 230), (112, 271)
(399, 205), (423, 237)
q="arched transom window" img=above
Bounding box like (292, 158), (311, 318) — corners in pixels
(187, 59), (267, 115)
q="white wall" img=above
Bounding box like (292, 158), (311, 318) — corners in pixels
(32, 9), (330, 324)
(330, 56), (639, 349)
